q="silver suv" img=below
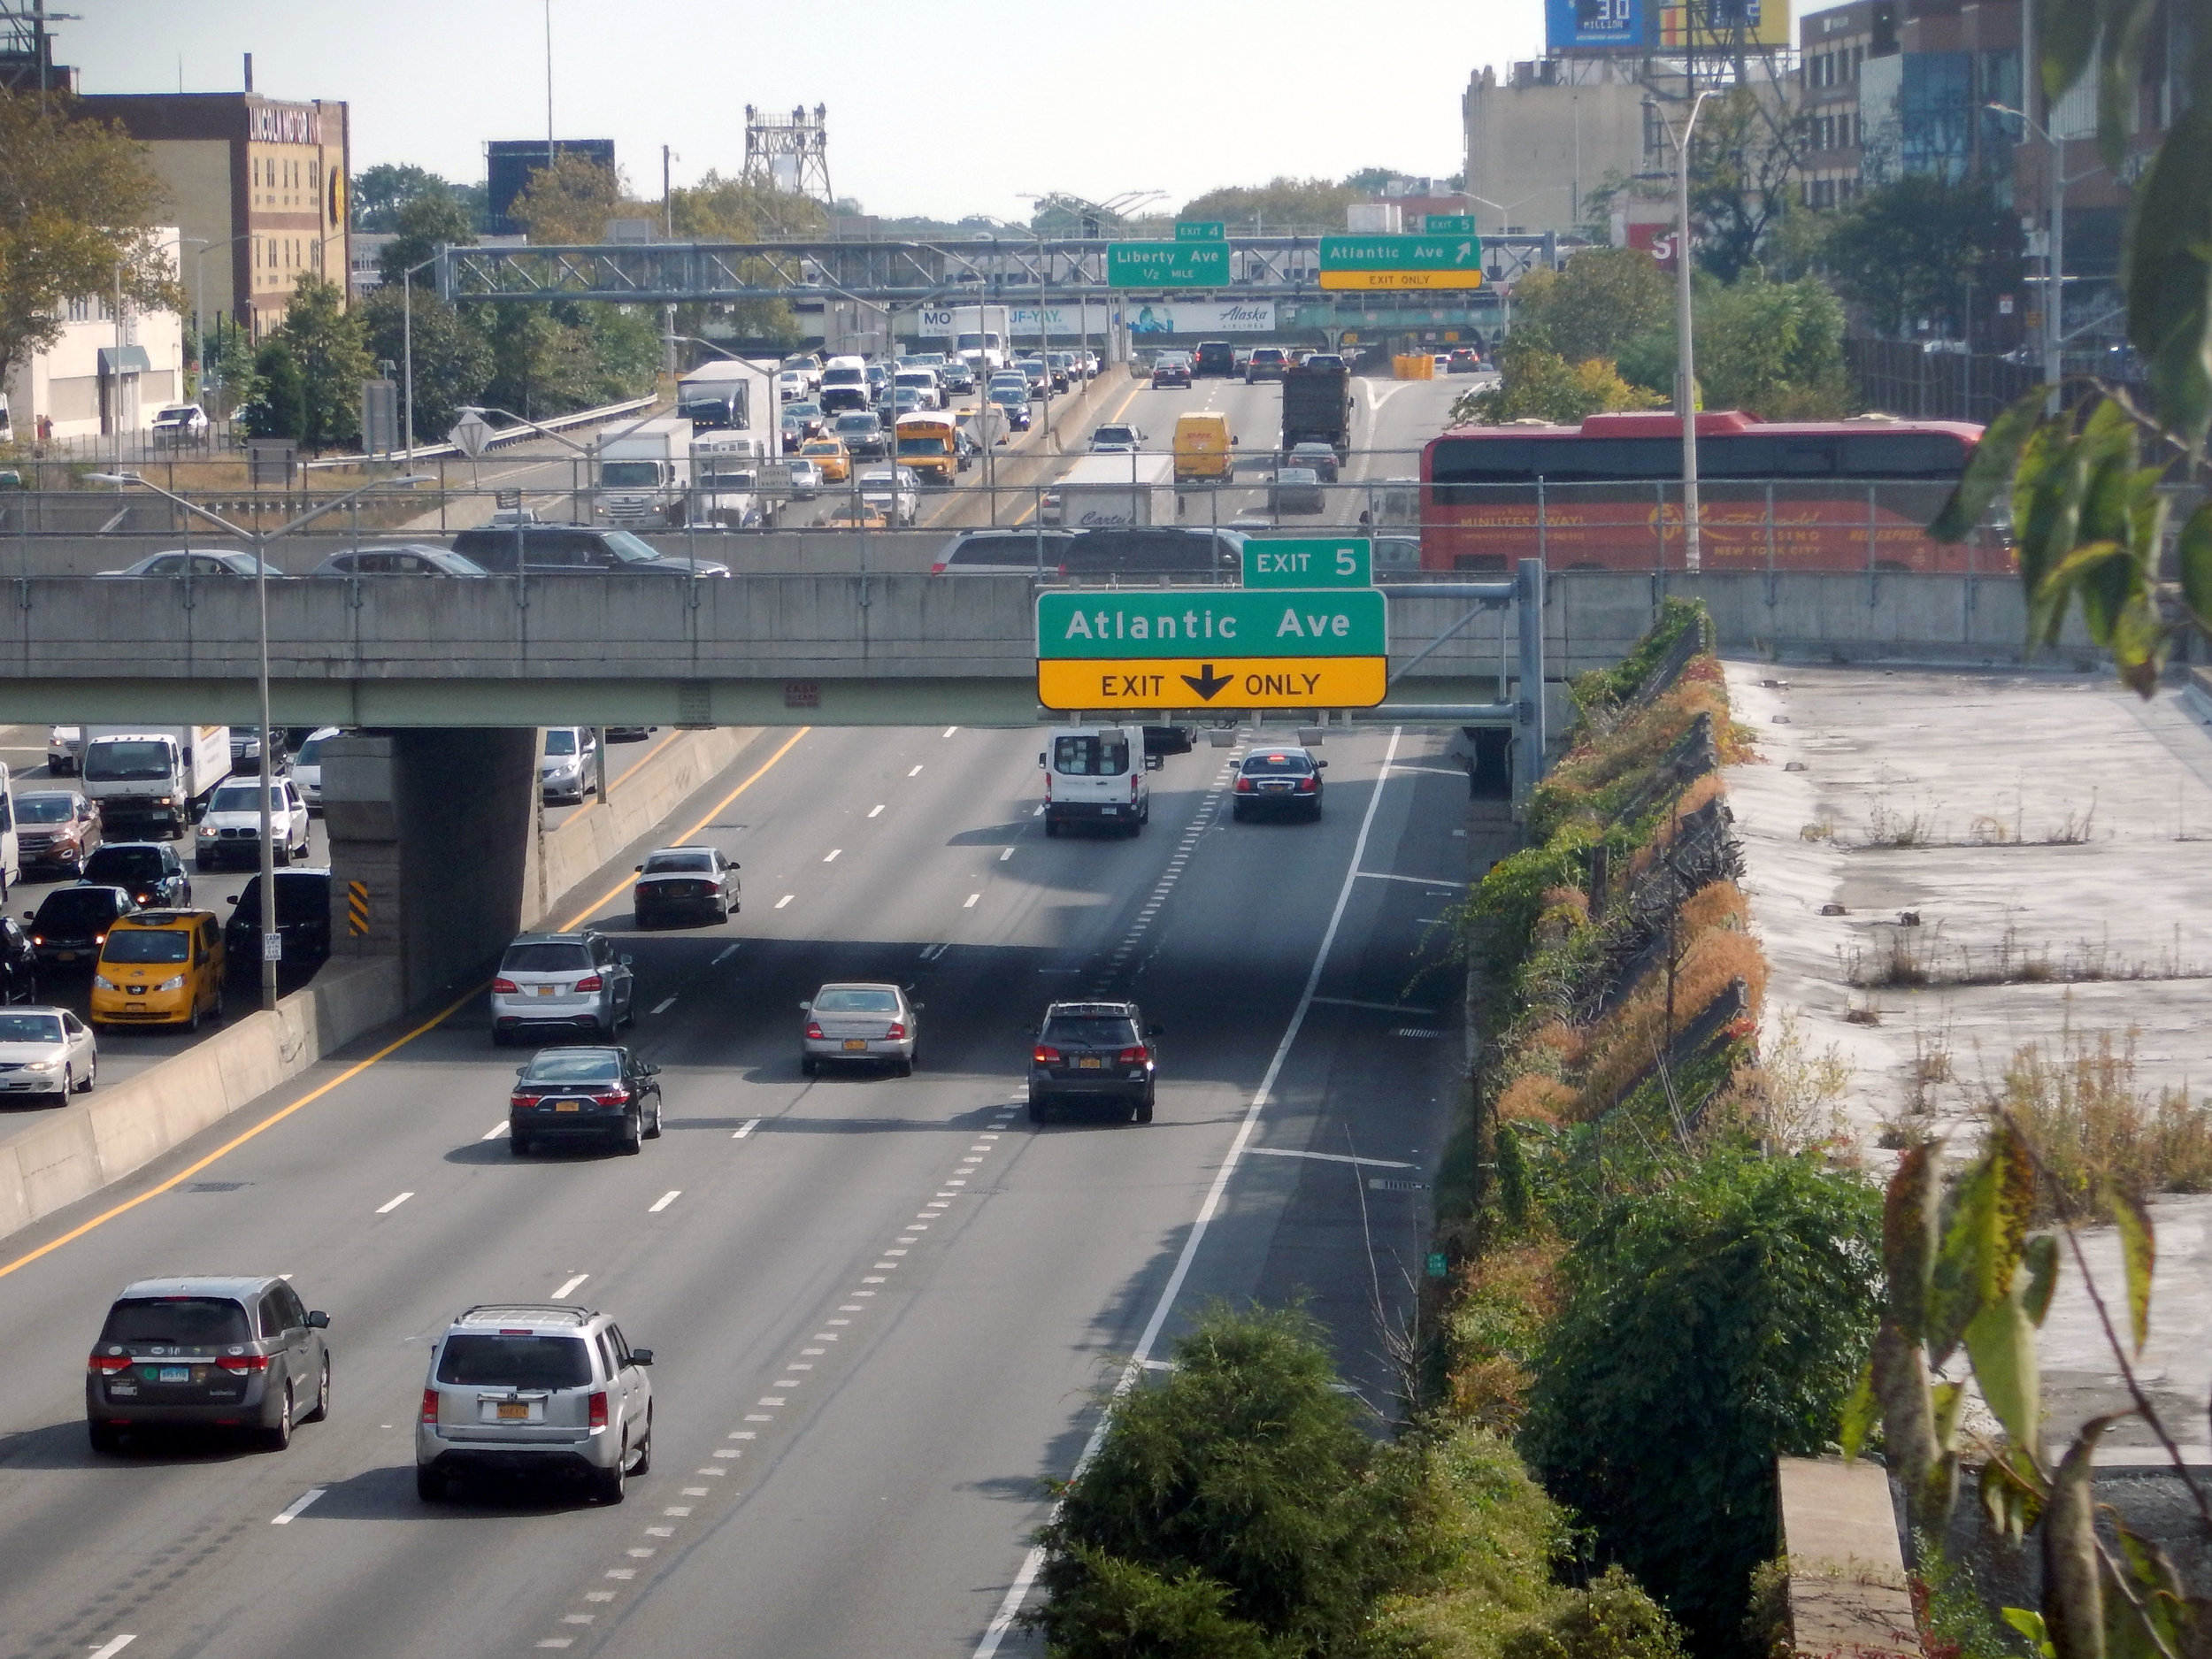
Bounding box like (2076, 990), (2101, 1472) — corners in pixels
(86, 1275), (332, 1454)
(415, 1303), (654, 1502)
(490, 932), (636, 1045)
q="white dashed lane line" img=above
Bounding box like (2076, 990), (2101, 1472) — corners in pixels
(88, 1640), (136, 1659)
(711, 943), (740, 964)
(775, 895), (794, 909)
(999, 848), (1014, 861)
(733, 1118), (761, 1140)
(270, 1486), (326, 1525)
(650, 995), (678, 1015)
(908, 764), (924, 777)
(551, 1273), (589, 1299)
(374, 1192), (412, 1214)
(868, 803), (885, 818)
(823, 849), (841, 863)
(648, 1190), (681, 1213)
(964, 894), (980, 908)
(481, 1120), (508, 1141)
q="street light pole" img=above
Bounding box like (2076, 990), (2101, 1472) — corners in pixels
(1987, 103), (2071, 411)
(1654, 91), (1716, 573)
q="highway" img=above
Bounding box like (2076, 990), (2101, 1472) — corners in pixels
(0, 716), (1481, 1659)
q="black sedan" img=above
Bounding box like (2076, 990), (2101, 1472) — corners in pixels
(1027, 1000), (1160, 1124)
(81, 842), (191, 909)
(1149, 357), (1192, 388)
(1230, 747), (1326, 822)
(223, 869), (331, 978)
(24, 885), (138, 974)
(509, 1046), (663, 1155)
(631, 845), (740, 927)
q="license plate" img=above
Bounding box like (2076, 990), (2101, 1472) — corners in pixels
(126, 1001), (146, 1010)
(1078, 1056), (1103, 1069)
(536, 985), (558, 996)
(158, 1366), (189, 1382)
(1102, 807), (1119, 815)
(55, 950), (76, 962)
(497, 1402), (531, 1420)
(554, 1101), (581, 1112)
(843, 1039), (868, 1052)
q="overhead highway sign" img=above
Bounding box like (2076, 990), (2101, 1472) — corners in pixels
(1034, 588), (1388, 710)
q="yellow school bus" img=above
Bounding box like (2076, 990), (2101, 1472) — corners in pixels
(895, 411), (961, 485)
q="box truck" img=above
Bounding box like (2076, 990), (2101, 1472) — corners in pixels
(1041, 453), (1179, 527)
(949, 306), (1012, 375)
(595, 416), (695, 527)
(81, 726), (231, 841)
(676, 358), (777, 439)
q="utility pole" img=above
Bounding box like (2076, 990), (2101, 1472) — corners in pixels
(1652, 91), (1716, 573)
(663, 144), (678, 383)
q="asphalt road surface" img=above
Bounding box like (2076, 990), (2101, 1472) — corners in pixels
(0, 717), (1476, 1659)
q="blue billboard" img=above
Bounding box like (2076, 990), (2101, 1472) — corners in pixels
(1546, 0), (1649, 51)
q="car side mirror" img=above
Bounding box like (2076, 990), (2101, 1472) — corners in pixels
(1148, 1025), (1165, 1038)
(226, 895), (238, 904)
(1317, 760), (1329, 769)
(799, 1000), (811, 1011)
(634, 864), (643, 872)
(306, 1310), (330, 1329)
(630, 1348), (654, 1367)
(619, 954), (634, 966)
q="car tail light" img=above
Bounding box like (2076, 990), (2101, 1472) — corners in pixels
(1033, 1045), (1061, 1064)
(1118, 1045), (1151, 1064)
(1296, 776), (1317, 792)
(88, 1353), (133, 1374)
(930, 562), (948, 574)
(1235, 776), (1255, 793)
(593, 1089), (630, 1105)
(94, 932), (107, 944)
(575, 974), (603, 992)
(588, 1391), (609, 1430)
(886, 1023), (906, 1041)
(806, 1021), (825, 1040)
(511, 1091), (532, 1108)
(420, 1387), (440, 1425)
(493, 977), (518, 994)
(216, 1352), (269, 1374)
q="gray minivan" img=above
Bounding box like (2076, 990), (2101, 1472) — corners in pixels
(85, 1275), (331, 1452)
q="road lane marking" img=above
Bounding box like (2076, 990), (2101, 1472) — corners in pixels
(1000, 848), (1013, 861)
(944, 726), (958, 736)
(964, 893), (980, 908)
(733, 1118), (761, 1139)
(374, 1192), (413, 1214)
(868, 803), (885, 818)
(87, 1641), (136, 1659)
(824, 849), (841, 862)
(650, 995), (678, 1014)
(271, 1487), (327, 1525)
(908, 764), (924, 776)
(1249, 1148), (1417, 1169)
(974, 726), (1405, 1659)
(552, 1273), (589, 1299)
(649, 1190), (681, 1213)
(775, 895), (794, 909)
(918, 941), (950, 960)
(483, 1120), (509, 1141)
(1309, 996), (1440, 1015)
(712, 943), (740, 964)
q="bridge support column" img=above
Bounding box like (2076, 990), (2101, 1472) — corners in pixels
(321, 730), (538, 1010)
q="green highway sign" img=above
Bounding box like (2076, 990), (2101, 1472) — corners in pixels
(1106, 242), (1231, 288)
(1243, 538), (1372, 588)
(1423, 214), (1476, 234)
(1175, 220), (1226, 242)
(1318, 232), (1483, 273)
(1038, 588), (1386, 658)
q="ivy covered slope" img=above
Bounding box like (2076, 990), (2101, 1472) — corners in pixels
(1431, 600), (1885, 1656)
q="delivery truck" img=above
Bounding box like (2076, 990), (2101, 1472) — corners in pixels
(81, 726), (231, 841)
(949, 306), (1012, 375)
(595, 416), (695, 527)
(1041, 453), (1179, 528)
(676, 357), (777, 437)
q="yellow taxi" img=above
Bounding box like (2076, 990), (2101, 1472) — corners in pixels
(823, 503), (889, 529)
(797, 436), (851, 483)
(90, 910), (225, 1033)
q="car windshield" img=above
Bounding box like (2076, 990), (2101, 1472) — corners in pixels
(99, 1296), (250, 1348)
(102, 929), (190, 964)
(700, 470), (755, 491)
(16, 795), (76, 824)
(1053, 733), (1129, 776)
(502, 941), (592, 973)
(35, 888), (120, 926)
(1042, 1014), (1139, 1048)
(295, 733), (329, 764)
(600, 462), (664, 488)
(602, 530), (660, 565)
(543, 730), (580, 756)
(813, 987), (898, 1014)
(436, 1333), (594, 1388)
(643, 851), (713, 872)
(833, 415), (878, 434)
(86, 848), (165, 881)
(990, 388), (1025, 405)
(522, 1050), (624, 1084)
(1243, 752), (1313, 775)
(0, 1013), (62, 1042)
(83, 741), (171, 782)
(208, 784), (281, 812)
(1094, 426), (1137, 445)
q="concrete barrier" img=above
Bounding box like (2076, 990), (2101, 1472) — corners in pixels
(1772, 1455), (1916, 1659)
(523, 726), (764, 928)
(0, 955), (403, 1245)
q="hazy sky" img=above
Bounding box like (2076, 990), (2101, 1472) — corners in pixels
(60, 1), (1548, 222)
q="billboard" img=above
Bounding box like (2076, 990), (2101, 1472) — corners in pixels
(1125, 300), (1278, 336)
(1547, 0), (1649, 52)
(1657, 0), (1790, 49)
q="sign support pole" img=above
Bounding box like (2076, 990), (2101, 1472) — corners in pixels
(1513, 557), (1547, 804)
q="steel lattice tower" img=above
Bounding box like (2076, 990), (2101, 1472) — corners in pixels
(741, 104), (833, 204)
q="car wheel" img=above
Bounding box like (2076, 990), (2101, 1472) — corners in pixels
(195, 856), (214, 873)
(1044, 818), (1060, 838)
(75, 1055), (96, 1092)
(1231, 802), (1248, 822)
(303, 1355), (331, 1423)
(260, 1384), (293, 1452)
(88, 1421), (124, 1455)
(896, 1056), (913, 1079)
(630, 1411), (653, 1476)
(619, 1113), (642, 1156)
(801, 1055), (818, 1077)
(1028, 1095), (1046, 1124)
(591, 1447), (627, 1503)
(52, 1065), (70, 1102)
(510, 1133), (531, 1156)
(186, 999), (202, 1034)
(415, 1465), (446, 1502)
(644, 1099), (663, 1139)
(274, 841), (290, 867)
(1136, 1094), (1155, 1125)
(490, 1029), (510, 1048)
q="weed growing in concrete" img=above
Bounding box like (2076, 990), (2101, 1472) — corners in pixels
(2043, 792), (2099, 845)
(1753, 1010), (1855, 1156)
(1863, 798), (1939, 848)
(1985, 1028), (2212, 1224)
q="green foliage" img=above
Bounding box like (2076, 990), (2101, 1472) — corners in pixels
(1509, 252), (1672, 369)
(510, 150), (629, 245)
(380, 189), (476, 287)
(1038, 1547), (1272, 1659)
(1178, 176), (1356, 234)
(356, 285), (491, 439)
(580, 303), (664, 403)
(1570, 599), (1708, 718)
(1692, 272), (1849, 421)
(1453, 336), (1664, 426)
(1818, 174), (2024, 340)
(1684, 88), (1812, 283)
(1915, 1533), (2033, 1659)
(243, 338), (303, 442)
(1500, 1569), (1686, 1659)
(1524, 1152), (1883, 1650)
(1458, 828), (1596, 991)
(481, 298), (655, 421)
(266, 274), (370, 449)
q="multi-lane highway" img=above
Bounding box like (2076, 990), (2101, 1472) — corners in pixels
(0, 716), (1483, 1659)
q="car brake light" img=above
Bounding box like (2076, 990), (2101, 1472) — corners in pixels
(216, 1353), (269, 1373)
(1131, 775), (1141, 800)
(1296, 776), (1317, 791)
(1118, 1045), (1150, 1064)
(493, 977), (518, 994)
(593, 1089), (630, 1105)
(806, 1021), (825, 1040)
(89, 1353), (133, 1374)
(1033, 1045), (1061, 1064)
(588, 1391), (609, 1430)
(1235, 777), (1254, 793)
(511, 1091), (532, 1108)
(575, 974), (603, 992)
(886, 1023), (905, 1041)
(420, 1387), (440, 1425)
(29, 935), (41, 946)
(930, 562), (948, 574)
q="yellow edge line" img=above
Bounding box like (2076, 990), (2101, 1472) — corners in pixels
(0, 984), (479, 1284)
(546, 729), (687, 832)
(557, 727), (810, 930)
(0, 726), (813, 1284)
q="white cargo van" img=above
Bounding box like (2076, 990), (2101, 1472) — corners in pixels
(1040, 725), (1159, 837)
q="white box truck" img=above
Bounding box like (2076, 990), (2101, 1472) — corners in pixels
(595, 416), (695, 527)
(676, 358), (777, 440)
(1041, 453), (1179, 528)
(81, 726), (231, 841)
(693, 433), (772, 529)
(949, 306), (1012, 375)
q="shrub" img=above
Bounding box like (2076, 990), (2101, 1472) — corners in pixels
(1502, 1568), (1687, 1659)
(1992, 1029), (2212, 1222)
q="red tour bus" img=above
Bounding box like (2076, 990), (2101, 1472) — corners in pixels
(1417, 410), (1993, 573)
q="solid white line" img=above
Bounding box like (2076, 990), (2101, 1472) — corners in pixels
(868, 803), (885, 818)
(964, 893), (980, 908)
(974, 726), (1404, 1657)
(1249, 1147), (1417, 1170)
(711, 943), (740, 964)
(1355, 871), (1466, 887)
(482, 1120), (509, 1141)
(88, 1640), (137, 1659)
(775, 895), (794, 909)
(1308, 996), (1440, 1016)
(650, 995), (678, 1014)
(551, 1273), (589, 1299)
(649, 1190), (681, 1213)
(824, 849), (841, 863)
(270, 1486), (327, 1525)
(374, 1192), (412, 1214)
(733, 1118), (761, 1139)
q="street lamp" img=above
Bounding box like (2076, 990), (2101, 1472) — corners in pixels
(1467, 192), (1546, 234)
(87, 471), (431, 1011)
(1986, 104), (2099, 409)
(1648, 90), (1717, 572)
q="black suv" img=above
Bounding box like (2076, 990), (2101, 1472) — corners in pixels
(24, 886), (137, 974)
(449, 526), (730, 579)
(224, 868), (332, 978)
(81, 842), (190, 909)
(1192, 342), (1236, 379)
(1028, 1001), (1161, 1124)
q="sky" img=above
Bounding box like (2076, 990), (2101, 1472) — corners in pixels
(58, 1), (1548, 223)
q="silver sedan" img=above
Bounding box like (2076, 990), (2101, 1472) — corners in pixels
(801, 983), (918, 1077)
(0, 1006), (97, 1101)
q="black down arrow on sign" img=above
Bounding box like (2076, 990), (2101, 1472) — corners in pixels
(1180, 664), (1234, 701)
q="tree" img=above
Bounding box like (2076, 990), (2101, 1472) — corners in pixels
(1692, 271), (1850, 419)
(266, 274), (371, 449)
(670, 171), (827, 343)
(350, 162), (451, 233)
(484, 303), (597, 421)
(357, 284), (489, 439)
(1178, 176), (1355, 234)
(1512, 249), (1672, 367)
(0, 90), (178, 395)
(1686, 86), (1813, 283)
(1820, 174), (2024, 340)
(242, 338), (303, 442)
(509, 151), (630, 244)
(379, 189), (476, 288)
(1454, 334), (1665, 426)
